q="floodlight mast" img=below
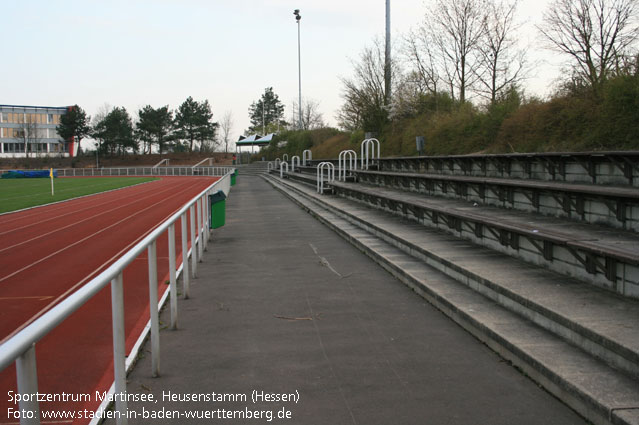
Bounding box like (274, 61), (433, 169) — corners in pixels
(294, 9), (302, 130)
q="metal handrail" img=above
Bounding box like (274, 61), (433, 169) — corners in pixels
(302, 149), (312, 166)
(338, 150), (357, 181)
(317, 162), (335, 194)
(191, 158), (214, 169)
(153, 158), (169, 168)
(361, 138), (380, 170)
(291, 156), (301, 172)
(55, 166), (233, 177)
(0, 169), (234, 425)
(280, 161), (289, 178)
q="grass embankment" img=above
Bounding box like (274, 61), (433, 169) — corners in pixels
(0, 177), (157, 214)
(257, 73), (639, 159)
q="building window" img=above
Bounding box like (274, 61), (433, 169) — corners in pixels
(48, 114), (53, 124)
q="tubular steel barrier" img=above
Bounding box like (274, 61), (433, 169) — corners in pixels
(361, 138), (381, 170)
(280, 161), (289, 178)
(0, 169), (234, 425)
(191, 158), (214, 169)
(317, 162), (335, 194)
(302, 149), (312, 166)
(282, 154), (289, 162)
(291, 156), (301, 172)
(54, 166), (233, 177)
(338, 150), (357, 181)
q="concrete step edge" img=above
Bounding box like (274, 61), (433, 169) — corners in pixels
(264, 174), (639, 378)
(262, 174), (639, 425)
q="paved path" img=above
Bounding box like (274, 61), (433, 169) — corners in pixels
(112, 175), (586, 425)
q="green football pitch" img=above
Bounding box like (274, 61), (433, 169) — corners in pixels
(0, 177), (157, 214)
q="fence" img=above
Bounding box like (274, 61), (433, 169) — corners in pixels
(0, 166), (233, 178)
(0, 168), (234, 425)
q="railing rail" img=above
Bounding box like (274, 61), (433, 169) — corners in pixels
(0, 169), (234, 425)
(153, 158), (169, 168)
(191, 158), (214, 169)
(51, 166), (233, 177)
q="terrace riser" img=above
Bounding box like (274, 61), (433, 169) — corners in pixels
(380, 160), (639, 187)
(263, 174), (639, 392)
(334, 187), (639, 300)
(357, 175), (639, 232)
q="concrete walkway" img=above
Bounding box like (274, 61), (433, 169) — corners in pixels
(111, 175), (586, 425)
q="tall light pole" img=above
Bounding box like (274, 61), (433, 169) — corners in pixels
(294, 9), (302, 130)
(384, 0), (391, 107)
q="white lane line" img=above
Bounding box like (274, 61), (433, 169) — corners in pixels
(0, 180), (163, 236)
(0, 183), (200, 343)
(0, 182), (182, 253)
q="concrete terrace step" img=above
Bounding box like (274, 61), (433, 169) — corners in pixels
(264, 173), (639, 376)
(270, 168), (639, 299)
(236, 162), (269, 175)
(332, 180), (639, 298)
(352, 169), (639, 232)
(262, 173), (639, 425)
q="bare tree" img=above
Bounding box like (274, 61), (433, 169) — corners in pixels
(291, 98), (325, 130)
(337, 38), (395, 131)
(538, 0), (639, 97)
(425, 0), (487, 103)
(15, 114), (40, 158)
(403, 28), (442, 96)
(476, 0), (530, 103)
(219, 111), (234, 153)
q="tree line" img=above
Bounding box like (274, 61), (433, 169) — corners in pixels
(337, 0), (639, 152)
(57, 97), (221, 156)
(245, 87), (325, 134)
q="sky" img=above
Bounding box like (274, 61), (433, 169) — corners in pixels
(2, 0), (561, 146)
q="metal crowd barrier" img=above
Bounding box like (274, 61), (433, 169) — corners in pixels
(0, 168), (235, 425)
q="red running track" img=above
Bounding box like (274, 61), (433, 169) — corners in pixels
(0, 176), (219, 425)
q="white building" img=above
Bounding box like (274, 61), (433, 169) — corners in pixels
(0, 104), (77, 158)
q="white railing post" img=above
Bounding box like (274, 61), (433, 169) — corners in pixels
(190, 205), (197, 278)
(168, 224), (178, 330)
(203, 194), (209, 251)
(280, 161), (289, 178)
(181, 213), (190, 300)
(110, 273), (128, 425)
(16, 344), (40, 425)
(302, 149), (312, 166)
(282, 153), (289, 162)
(197, 198), (204, 262)
(147, 241), (160, 377)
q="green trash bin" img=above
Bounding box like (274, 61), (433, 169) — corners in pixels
(209, 190), (227, 229)
(231, 170), (237, 186)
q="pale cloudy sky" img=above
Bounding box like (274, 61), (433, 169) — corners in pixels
(2, 0), (559, 144)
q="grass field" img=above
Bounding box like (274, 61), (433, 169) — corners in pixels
(0, 177), (158, 214)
